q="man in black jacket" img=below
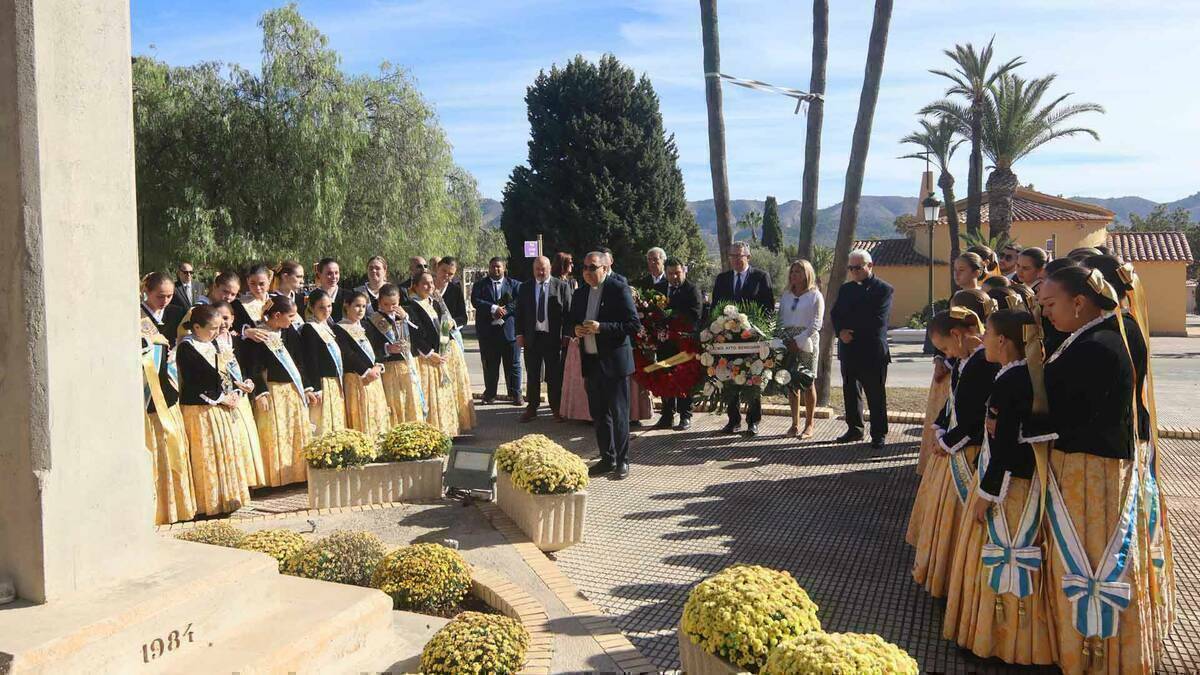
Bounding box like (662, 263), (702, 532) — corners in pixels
(565, 252), (640, 479)
(830, 249), (894, 448)
(170, 261), (204, 310)
(653, 258), (703, 430)
(517, 256), (572, 422)
(710, 241), (775, 436)
(471, 257), (522, 405)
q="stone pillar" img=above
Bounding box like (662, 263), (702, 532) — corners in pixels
(0, 0), (156, 603)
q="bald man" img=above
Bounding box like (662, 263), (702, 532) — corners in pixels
(516, 256), (572, 421)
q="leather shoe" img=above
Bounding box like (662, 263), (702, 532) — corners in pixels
(630, 420), (643, 428)
(720, 421), (740, 434)
(745, 423), (759, 437)
(480, 397), (495, 405)
(674, 419), (692, 431)
(511, 396), (524, 407)
(870, 437), (886, 449)
(519, 409), (536, 423)
(614, 463), (630, 479)
(833, 432), (865, 444)
(587, 462), (614, 477)
(653, 416), (675, 429)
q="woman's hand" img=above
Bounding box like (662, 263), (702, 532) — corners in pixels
(933, 358), (950, 382)
(972, 497), (992, 523)
(254, 396), (269, 413)
(363, 366), (382, 384)
(386, 343), (406, 355)
(243, 327), (269, 343)
(236, 379), (254, 394)
(306, 391), (321, 407)
(220, 393), (239, 409)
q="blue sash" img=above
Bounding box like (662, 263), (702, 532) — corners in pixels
(944, 389), (974, 504)
(978, 434), (1043, 599)
(265, 332), (307, 402)
(307, 322), (344, 385)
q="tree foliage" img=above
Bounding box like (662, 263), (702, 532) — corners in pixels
(761, 197), (783, 253)
(133, 4), (488, 275)
(736, 211), (762, 244)
(500, 54), (708, 278)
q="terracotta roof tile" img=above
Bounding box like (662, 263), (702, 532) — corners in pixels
(938, 187), (1112, 224)
(1106, 231), (1194, 263)
(852, 238), (930, 267)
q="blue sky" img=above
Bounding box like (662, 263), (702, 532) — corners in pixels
(131, 0), (1200, 206)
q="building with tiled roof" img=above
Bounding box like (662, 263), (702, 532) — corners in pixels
(856, 175), (1192, 335)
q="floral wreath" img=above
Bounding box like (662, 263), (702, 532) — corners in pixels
(630, 288), (705, 398)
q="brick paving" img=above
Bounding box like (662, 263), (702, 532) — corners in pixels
(241, 403), (1200, 673)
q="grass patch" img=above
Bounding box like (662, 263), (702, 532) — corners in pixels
(763, 387), (929, 415)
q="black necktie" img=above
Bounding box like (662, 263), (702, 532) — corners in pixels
(668, 285), (677, 298)
(537, 282), (547, 323)
(734, 273), (743, 297)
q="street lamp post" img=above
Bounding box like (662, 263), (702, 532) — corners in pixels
(922, 192), (942, 316)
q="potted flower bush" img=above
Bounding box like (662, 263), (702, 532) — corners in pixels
(420, 611), (529, 674)
(763, 632), (918, 674)
(282, 530), (388, 587)
(494, 434), (589, 551)
(306, 422), (450, 508)
(371, 543), (472, 614)
(678, 565), (821, 674)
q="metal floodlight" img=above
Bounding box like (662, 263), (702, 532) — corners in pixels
(444, 445), (496, 496)
(922, 192), (941, 223)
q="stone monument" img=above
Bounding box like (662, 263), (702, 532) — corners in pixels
(0, 2), (412, 671)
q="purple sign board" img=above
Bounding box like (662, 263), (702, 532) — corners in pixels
(523, 240), (539, 258)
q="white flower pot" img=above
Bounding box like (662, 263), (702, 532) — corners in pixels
(677, 624), (750, 674)
(496, 470), (587, 552)
(307, 457), (445, 509)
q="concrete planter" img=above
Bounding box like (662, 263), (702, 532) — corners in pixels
(677, 624), (750, 674)
(496, 470), (587, 552)
(307, 457), (445, 509)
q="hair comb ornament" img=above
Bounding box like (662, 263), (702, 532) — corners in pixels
(949, 305), (984, 333)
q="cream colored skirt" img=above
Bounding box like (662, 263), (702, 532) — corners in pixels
(447, 340), (476, 432)
(909, 445), (979, 597)
(309, 376), (347, 436)
(181, 404), (251, 516)
(344, 372), (392, 441)
(380, 359), (425, 425)
(417, 356), (460, 438)
(252, 382), (311, 487)
(231, 394), (266, 488)
(145, 406), (197, 524)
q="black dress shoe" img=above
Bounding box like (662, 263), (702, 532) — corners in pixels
(653, 416), (675, 429)
(630, 420), (644, 428)
(587, 462), (615, 477)
(614, 463), (630, 479)
(833, 432), (865, 444)
(720, 421), (740, 434)
(673, 419), (692, 431)
(870, 437), (886, 449)
(745, 423), (759, 437)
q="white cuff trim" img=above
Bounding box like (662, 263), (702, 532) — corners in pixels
(937, 430), (970, 454)
(1018, 425), (1058, 444)
(200, 393), (223, 406)
(976, 472), (1011, 503)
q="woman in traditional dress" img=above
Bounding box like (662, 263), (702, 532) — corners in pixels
(1085, 254), (1176, 647)
(141, 316), (197, 524)
(943, 309), (1055, 664)
(270, 260), (308, 318)
(1039, 264), (1159, 673)
(365, 283), (425, 425)
(909, 298), (1000, 597)
(175, 305), (251, 515)
(335, 291), (391, 440)
(246, 296), (314, 487)
(300, 290), (347, 436)
(233, 265), (271, 337)
(430, 258), (476, 432)
(354, 255), (389, 313)
(967, 244), (1001, 279)
(209, 300), (266, 488)
(777, 259), (823, 438)
(406, 272), (461, 437)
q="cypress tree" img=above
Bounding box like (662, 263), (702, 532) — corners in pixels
(501, 55), (706, 278)
(761, 196), (783, 253)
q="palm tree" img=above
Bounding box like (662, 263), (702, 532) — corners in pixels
(797, 0), (828, 260)
(923, 39), (1024, 238)
(981, 73), (1103, 239)
(737, 210), (762, 244)
(900, 117), (965, 293)
(815, 0), (893, 406)
(699, 0), (735, 269)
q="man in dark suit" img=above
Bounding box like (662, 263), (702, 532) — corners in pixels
(830, 249), (894, 449)
(653, 258), (703, 430)
(471, 257), (522, 405)
(434, 257), (468, 328)
(516, 256), (572, 422)
(598, 247), (627, 285)
(637, 247), (667, 290)
(169, 262), (204, 310)
(710, 241), (775, 436)
(398, 256), (429, 302)
(566, 252), (640, 479)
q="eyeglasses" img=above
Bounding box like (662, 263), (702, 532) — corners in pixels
(179, 269), (193, 275)
(847, 265), (865, 271)
(582, 264), (603, 272)
(1002, 254), (1017, 261)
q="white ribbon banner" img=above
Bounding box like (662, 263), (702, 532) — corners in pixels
(705, 72), (823, 114)
(705, 340), (780, 355)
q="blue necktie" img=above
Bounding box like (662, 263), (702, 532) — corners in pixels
(734, 272), (743, 297)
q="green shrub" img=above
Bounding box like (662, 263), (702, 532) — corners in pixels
(378, 421), (452, 461)
(371, 543), (472, 613)
(237, 528), (306, 570)
(906, 298), (950, 328)
(303, 429), (377, 469)
(420, 611), (529, 675)
(282, 530), (387, 587)
(175, 521), (244, 548)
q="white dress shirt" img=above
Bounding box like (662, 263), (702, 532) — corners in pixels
(534, 280), (550, 333)
(489, 277), (506, 326)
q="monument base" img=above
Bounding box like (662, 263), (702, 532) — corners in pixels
(0, 539), (417, 674)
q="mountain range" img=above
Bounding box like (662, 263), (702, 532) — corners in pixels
(480, 192), (1199, 244)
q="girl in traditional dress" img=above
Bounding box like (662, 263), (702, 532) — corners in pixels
(942, 309), (1055, 665)
(1039, 264), (1160, 673)
(354, 255), (389, 313)
(365, 284), (425, 425)
(175, 305), (251, 515)
(407, 272), (461, 437)
(910, 296), (1000, 597)
(246, 296), (314, 487)
(270, 260), (307, 318)
(1085, 254), (1176, 648)
(336, 291), (391, 440)
(233, 265), (271, 337)
(300, 289), (347, 436)
(777, 259), (823, 438)
(209, 301), (265, 488)
(967, 244), (1001, 279)
(141, 316), (197, 524)
(430, 259), (476, 432)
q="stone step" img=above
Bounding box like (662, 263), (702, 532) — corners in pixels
(334, 610), (450, 674)
(0, 539), (394, 675)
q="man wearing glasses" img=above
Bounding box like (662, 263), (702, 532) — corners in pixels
(830, 249), (893, 449)
(711, 241), (774, 436)
(999, 244), (1021, 281)
(400, 257), (429, 301)
(170, 261), (204, 311)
